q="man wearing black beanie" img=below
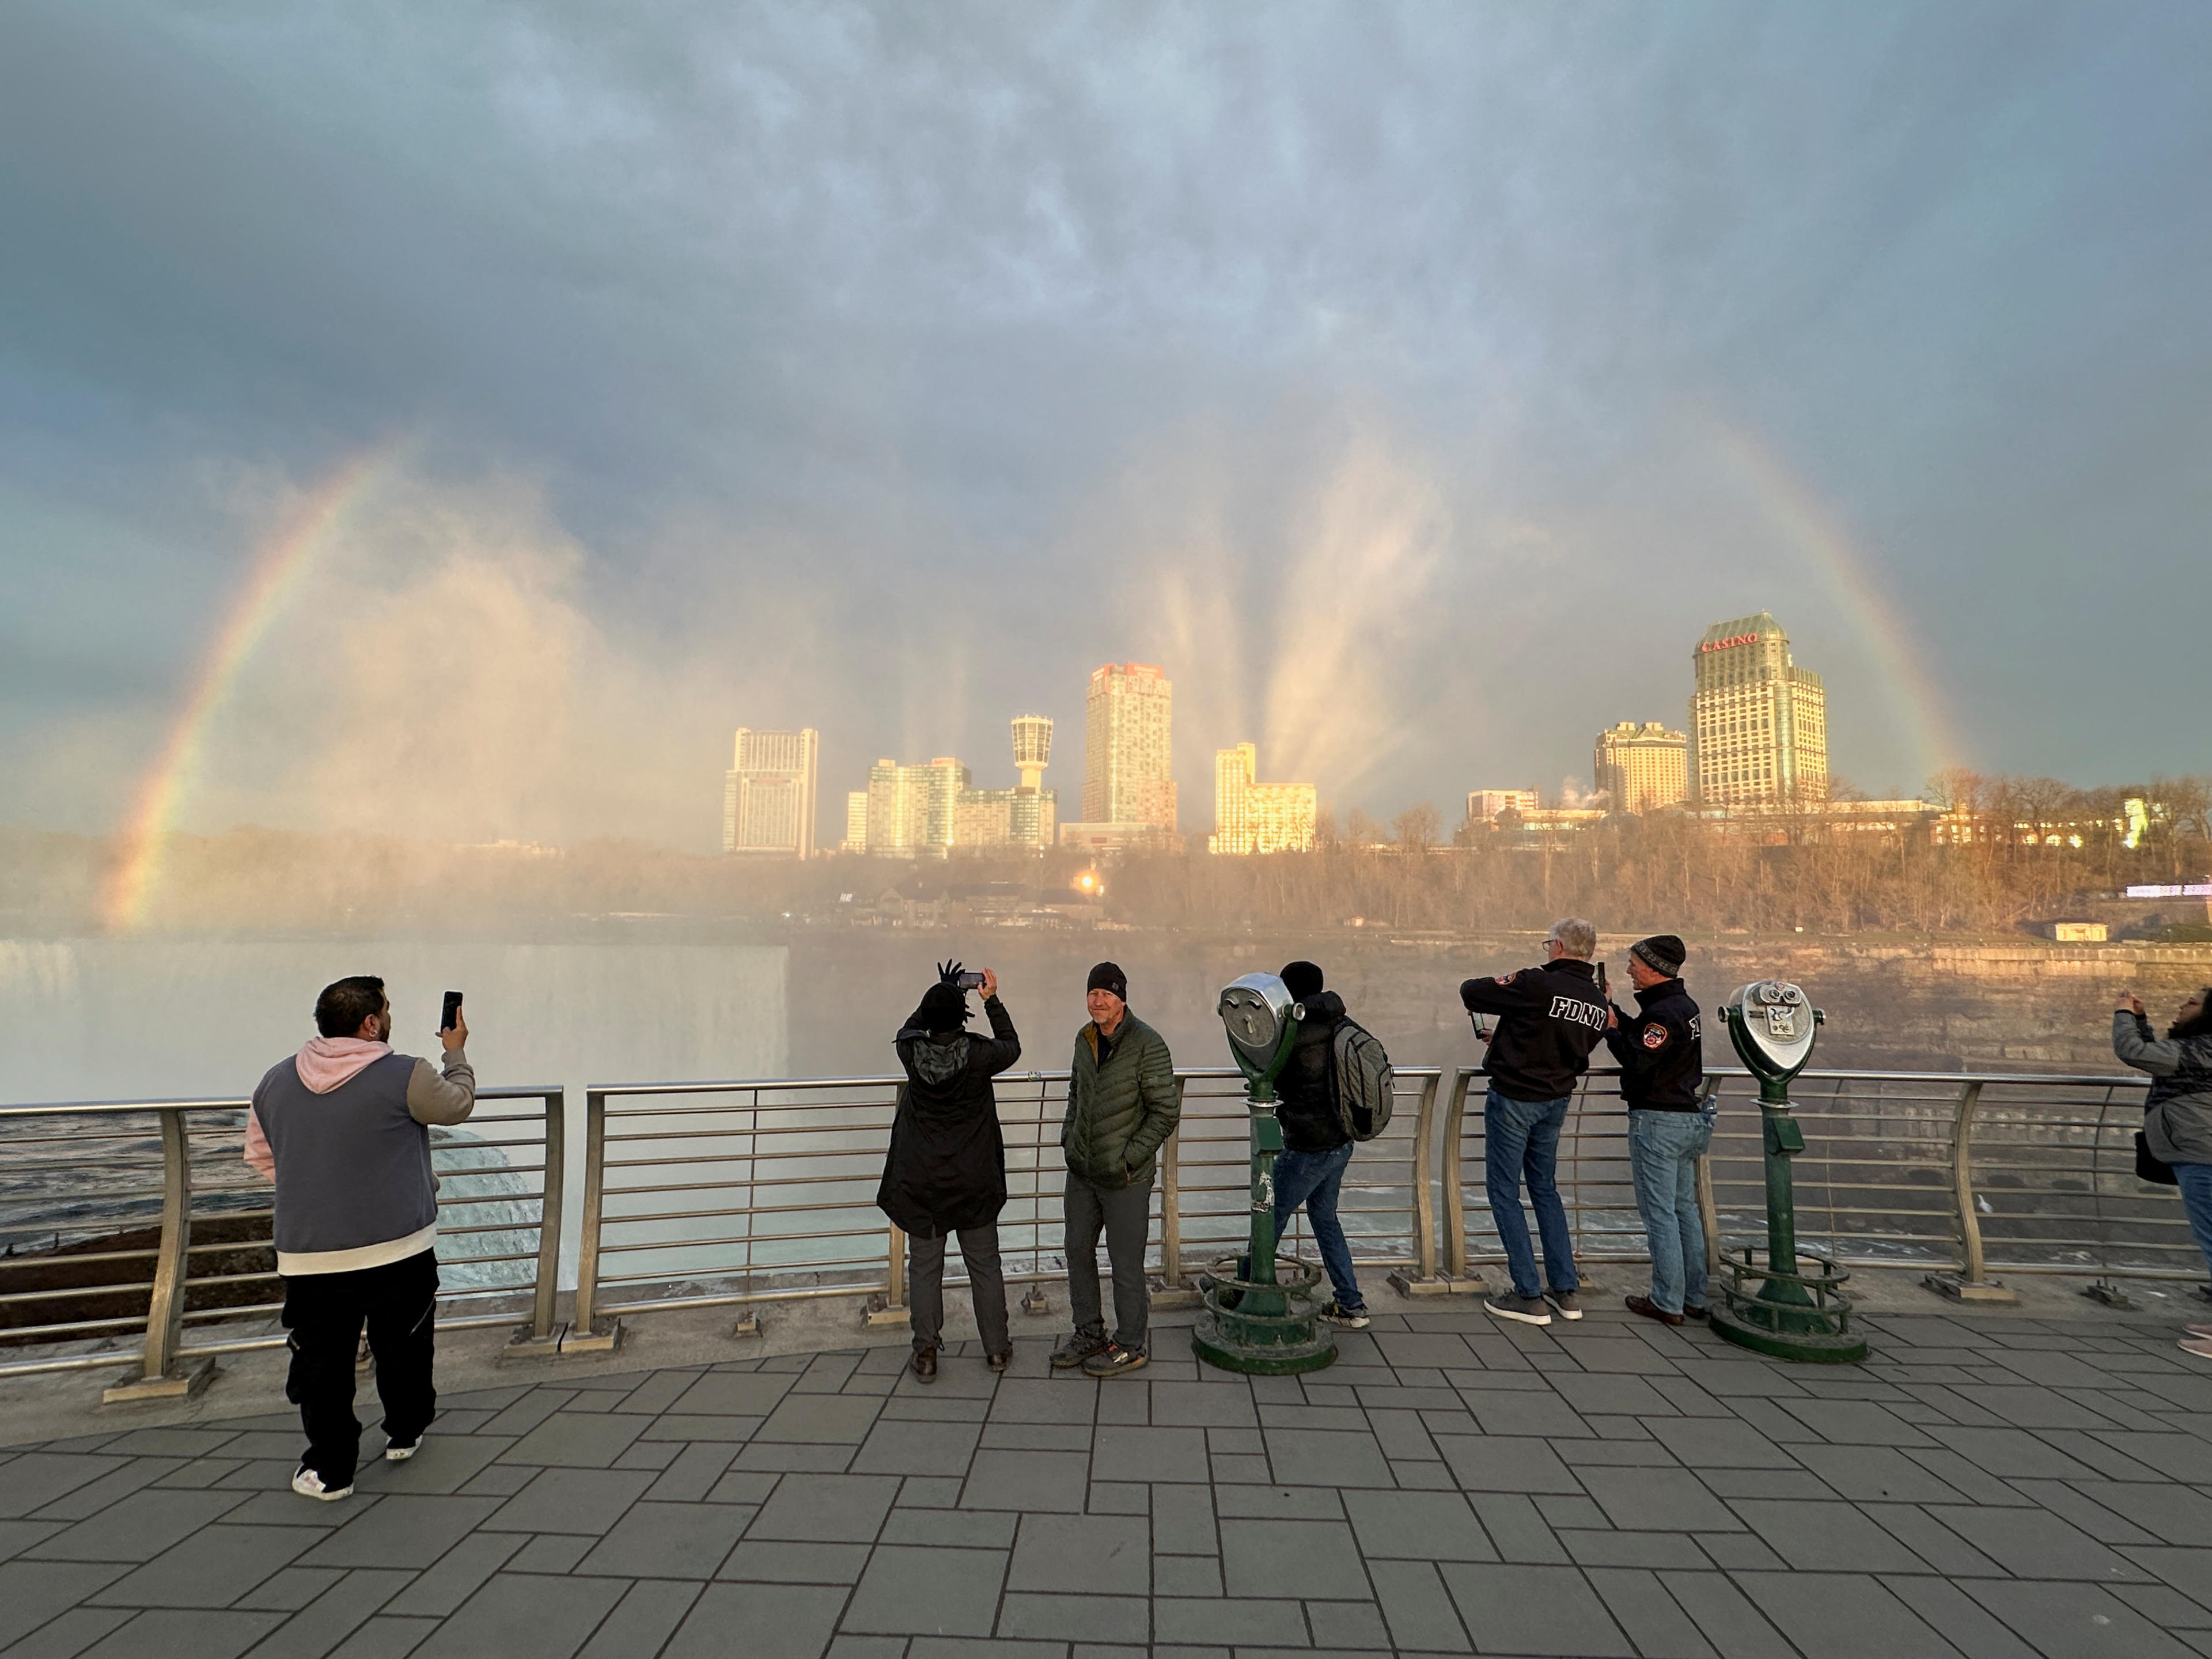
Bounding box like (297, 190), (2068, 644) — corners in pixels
(1603, 934), (1713, 1327)
(1054, 961), (1179, 1376)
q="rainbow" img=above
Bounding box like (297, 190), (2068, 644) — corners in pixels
(1703, 416), (1965, 791)
(99, 442), (404, 932)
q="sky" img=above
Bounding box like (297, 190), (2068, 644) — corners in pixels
(3, 2), (2209, 854)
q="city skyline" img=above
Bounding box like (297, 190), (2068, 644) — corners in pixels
(751, 612), (1850, 855)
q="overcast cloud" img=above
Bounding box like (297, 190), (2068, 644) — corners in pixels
(2, 2), (2207, 848)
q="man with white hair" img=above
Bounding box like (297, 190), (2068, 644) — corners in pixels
(1459, 918), (1610, 1326)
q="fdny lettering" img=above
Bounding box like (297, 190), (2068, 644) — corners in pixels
(1642, 1025), (1668, 1050)
(1548, 995), (1607, 1031)
(1688, 1016), (1702, 1039)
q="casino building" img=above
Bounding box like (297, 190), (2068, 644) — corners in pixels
(1688, 613), (1828, 806)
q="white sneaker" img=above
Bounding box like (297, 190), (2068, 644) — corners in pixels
(291, 1466), (353, 1501)
(384, 1435), (422, 1462)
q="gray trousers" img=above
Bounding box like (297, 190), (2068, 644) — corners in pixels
(1065, 1173), (1153, 1351)
(908, 1225), (1010, 1357)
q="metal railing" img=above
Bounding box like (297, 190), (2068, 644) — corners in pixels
(0, 1088), (562, 1391)
(0, 1059), (2184, 1390)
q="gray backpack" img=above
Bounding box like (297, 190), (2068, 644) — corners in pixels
(1332, 1018), (1395, 1142)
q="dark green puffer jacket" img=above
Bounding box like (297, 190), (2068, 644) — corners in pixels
(1062, 1012), (1180, 1190)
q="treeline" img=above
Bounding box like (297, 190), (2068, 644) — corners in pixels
(2, 771), (2204, 938)
(1110, 774), (2212, 937)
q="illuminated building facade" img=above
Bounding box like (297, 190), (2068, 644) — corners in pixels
(861, 757), (968, 857)
(1593, 722), (1688, 814)
(1688, 613), (1827, 806)
(721, 728), (819, 857)
(1466, 789), (1540, 828)
(1209, 743), (1318, 854)
(1081, 663), (1176, 831)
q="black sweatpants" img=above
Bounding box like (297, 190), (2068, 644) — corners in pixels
(282, 1248), (440, 1487)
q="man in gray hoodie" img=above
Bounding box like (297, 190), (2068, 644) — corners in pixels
(246, 976), (475, 1499)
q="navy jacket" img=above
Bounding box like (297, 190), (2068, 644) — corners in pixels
(1603, 978), (1706, 1109)
(1460, 959), (1609, 1102)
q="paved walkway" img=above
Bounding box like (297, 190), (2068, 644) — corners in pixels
(6, 1305), (2212, 1658)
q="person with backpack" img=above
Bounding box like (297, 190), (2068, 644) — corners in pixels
(876, 961), (1021, 1382)
(1270, 960), (1381, 1327)
(1601, 934), (1714, 1327)
(1457, 918), (1610, 1327)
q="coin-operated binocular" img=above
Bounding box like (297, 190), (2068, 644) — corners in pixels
(1190, 974), (1337, 1375)
(1710, 980), (1866, 1363)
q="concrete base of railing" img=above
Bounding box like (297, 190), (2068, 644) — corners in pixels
(1921, 1272), (2018, 1304)
(562, 1319), (624, 1354)
(501, 1325), (566, 1362)
(1388, 1271), (1487, 1297)
(863, 1298), (908, 1329)
(1152, 1283), (1203, 1310)
(101, 1357), (217, 1406)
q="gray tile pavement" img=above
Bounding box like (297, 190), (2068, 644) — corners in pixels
(11, 1308), (2212, 1654)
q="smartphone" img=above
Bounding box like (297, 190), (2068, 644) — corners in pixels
(441, 990), (464, 1032)
(1595, 962), (1609, 998)
(955, 971), (985, 991)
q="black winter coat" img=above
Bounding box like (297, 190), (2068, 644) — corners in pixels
(1601, 978), (1706, 1109)
(1275, 991), (1350, 1153)
(876, 996), (1020, 1236)
(1459, 959), (1609, 1102)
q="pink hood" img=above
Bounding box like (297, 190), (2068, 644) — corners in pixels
(294, 1035), (393, 1094)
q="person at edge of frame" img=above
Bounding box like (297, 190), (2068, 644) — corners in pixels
(1601, 934), (1714, 1328)
(877, 960), (1022, 1384)
(1053, 961), (1180, 1378)
(244, 975), (475, 1502)
(1457, 918), (1609, 1328)
(2116, 983), (2212, 1361)
(1266, 959), (1372, 1329)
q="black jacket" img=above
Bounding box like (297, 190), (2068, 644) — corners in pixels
(1275, 991), (1349, 1153)
(877, 995), (1020, 1236)
(1602, 978), (1705, 1109)
(1460, 959), (1609, 1102)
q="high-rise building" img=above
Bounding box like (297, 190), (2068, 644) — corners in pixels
(722, 728), (819, 857)
(841, 790), (868, 854)
(1466, 789), (1541, 828)
(1593, 722), (1688, 814)
(1209, 743), (1317, 854)
(1688, 612), (1828, 806)
(1081, 663), (1176, 831)
(863, 757), (968, 857)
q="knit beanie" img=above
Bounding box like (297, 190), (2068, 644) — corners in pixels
(913, 982), (969, 1033)
(1630, 934), (1687, 978)
(1086, 961), (1128, 1001)
(1280, 960), (1325, 1003)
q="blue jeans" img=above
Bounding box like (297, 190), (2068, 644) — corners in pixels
(2173, 1163), (2212, 1281)
(1629, 1106), (1716, 1315)
(1484, 1088), (1578, 1301)
(1274, 1142), (1363, 1310)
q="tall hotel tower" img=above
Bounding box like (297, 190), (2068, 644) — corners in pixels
(722, 728), (820, 855)
(1688, 614), (1828, 806)
(1082, 664), (1177, 832)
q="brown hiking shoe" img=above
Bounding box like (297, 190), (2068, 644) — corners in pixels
(1624, 1294), (1684, 1327)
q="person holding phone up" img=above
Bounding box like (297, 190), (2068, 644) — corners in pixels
(876, 961), (1021, 1381)
(2116, 984), (2212, 1359)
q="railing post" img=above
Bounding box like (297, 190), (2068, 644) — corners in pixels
(505, 1089), (568, 1358)
(103, 1107), (216, 1404)
(1922, 1079), (2015, 1303)
(561, 1089), (623, 1353)
(1440, 1069), (1485, 1290)
(1695, 1152), (1721, 1282)
(1390, 1071), (1458, 1296)
(867, 1222), (910, 1327)
(1160, 1077), (1186, 1286)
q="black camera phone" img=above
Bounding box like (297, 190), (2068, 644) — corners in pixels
(955, 971), (985, 991)
(441, 990), (464, 1032)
